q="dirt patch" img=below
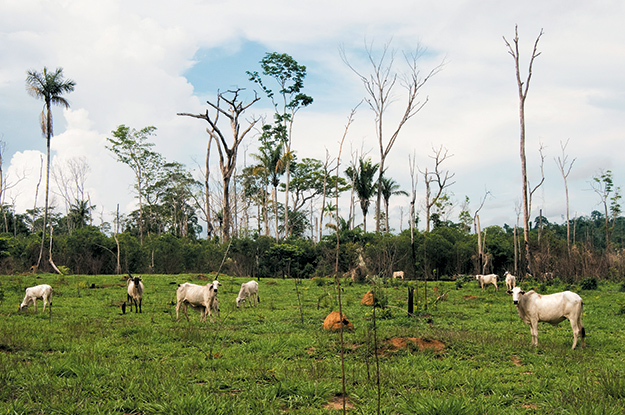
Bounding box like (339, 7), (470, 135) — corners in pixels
(382, 337), (445, 353)
(361, 291), (374, 306)
(323, 395), (354, 411)
(522, 404), (538, 409)
(463, 295), (478, 300)
(511, 355), (522, 366)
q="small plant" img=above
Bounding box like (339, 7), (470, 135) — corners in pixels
(619, 282), (625, 293)
(580, 277), (598, 290)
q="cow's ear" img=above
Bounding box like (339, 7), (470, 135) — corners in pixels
(218, 282), (222, 286)
(506, 290), (512, 295)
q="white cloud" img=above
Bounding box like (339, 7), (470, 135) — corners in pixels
(0, 0), (623, 234)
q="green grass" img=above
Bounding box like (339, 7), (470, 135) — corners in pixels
(1, 274), (625, 414)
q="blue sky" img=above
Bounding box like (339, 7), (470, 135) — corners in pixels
(1, 0), (624, 235)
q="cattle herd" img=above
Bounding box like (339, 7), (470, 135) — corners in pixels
(18, 271), (585, 350)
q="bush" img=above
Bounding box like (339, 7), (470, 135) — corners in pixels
(580, 277), (598, 290)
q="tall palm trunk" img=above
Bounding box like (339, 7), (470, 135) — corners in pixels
(37, 104), (52, 269)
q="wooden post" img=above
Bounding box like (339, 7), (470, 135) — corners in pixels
(407, 287), (414, 314)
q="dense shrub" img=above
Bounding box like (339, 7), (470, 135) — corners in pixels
(581, 277), (599, 290)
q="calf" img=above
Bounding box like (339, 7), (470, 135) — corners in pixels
(236, 280), (259, 308)
(176, 280), (221, 322)
(19, 284), (53, 313)
(475, 274), (498, 291)
(504, 271), (517, 291)
(127, 274), (144, 313)
(508, 286), (585, 350)
(392, 271), (405, 280)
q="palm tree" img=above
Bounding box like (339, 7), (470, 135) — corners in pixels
(251, 141), (290, 241)
(345, 157), (379, 233)
(380, 174), (408, 233)
(26, 67), (75, 269)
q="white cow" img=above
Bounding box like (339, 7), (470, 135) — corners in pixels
(126, 275), (144, 313)
(475, 274), (498, 291)
(19, 284), (53, 313)
(176, 280), (221, 322)
(508, 286), (585, 350)
(392, 271), (405, 280)
(236, 280), (259, 308)
(504, 271), (516, 291)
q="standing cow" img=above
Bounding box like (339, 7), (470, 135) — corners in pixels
(126, 274), (144, 313)
(475, 274), (498, 291)
(508, 286), (585, 350)
(504, 271), (517, 291)
(176, 280), (221, 322)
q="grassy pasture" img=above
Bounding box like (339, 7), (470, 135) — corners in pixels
(1, 273), (625, 414)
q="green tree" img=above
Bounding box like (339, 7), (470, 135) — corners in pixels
(592, 170), (621, 250)
(106, 125), (162, 245)
(248, 52), (313, 238)
(379, 174), (408, 233)
(25, 66), (76, 269)
(252, 140), (289, 241)
(345, 157), (379, 233)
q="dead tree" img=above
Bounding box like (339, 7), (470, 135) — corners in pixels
(504, 25), (543, 276)
(178, 89), (260, 242)
(420, 146), (456, 232)
(556, 139), (576, 256)
(341, 40), (443, 232)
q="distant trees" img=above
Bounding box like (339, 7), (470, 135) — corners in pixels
(25, 67), (75, 270)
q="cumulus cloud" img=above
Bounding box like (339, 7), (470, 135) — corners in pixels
(0, 0), (623, 233)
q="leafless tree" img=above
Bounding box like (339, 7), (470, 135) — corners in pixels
(178, 89), (260, 241)
(340, 40), (443, 232)
(420, 145), (456, 232)
(52, 156), (90, 234)
(408, 151), (418, 277)
(504, 25), (544, 276)
(555, 139), (576, 255)
(473, 189), (492, 274)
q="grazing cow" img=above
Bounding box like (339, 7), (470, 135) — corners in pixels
(508, 286), (585, 350)
(126, 274), (144, 313)
(236, 280), (259, 308)
(504, 271), (517, 291)
(19, 284), (52, 313)
(475, 274), (498, 291)
(392, 271), (405, 280)
(176, 280), (221, 322)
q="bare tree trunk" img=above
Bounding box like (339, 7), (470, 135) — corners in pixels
(409, 152), (418, 279)
(556, 139), (576, 257)
(476, 214), (483, 274)
(114, 204), (121, 274)
(205, 134), (214, 238)
(48, 226), (62, 274)
(504, 25), (543, 276)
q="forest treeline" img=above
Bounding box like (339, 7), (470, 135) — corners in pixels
(1, 206), (625, 282)
(10, 48), (624, 281)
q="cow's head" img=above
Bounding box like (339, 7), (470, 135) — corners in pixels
(507, 286), (525, 305)
(209, 280), (221, 293)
